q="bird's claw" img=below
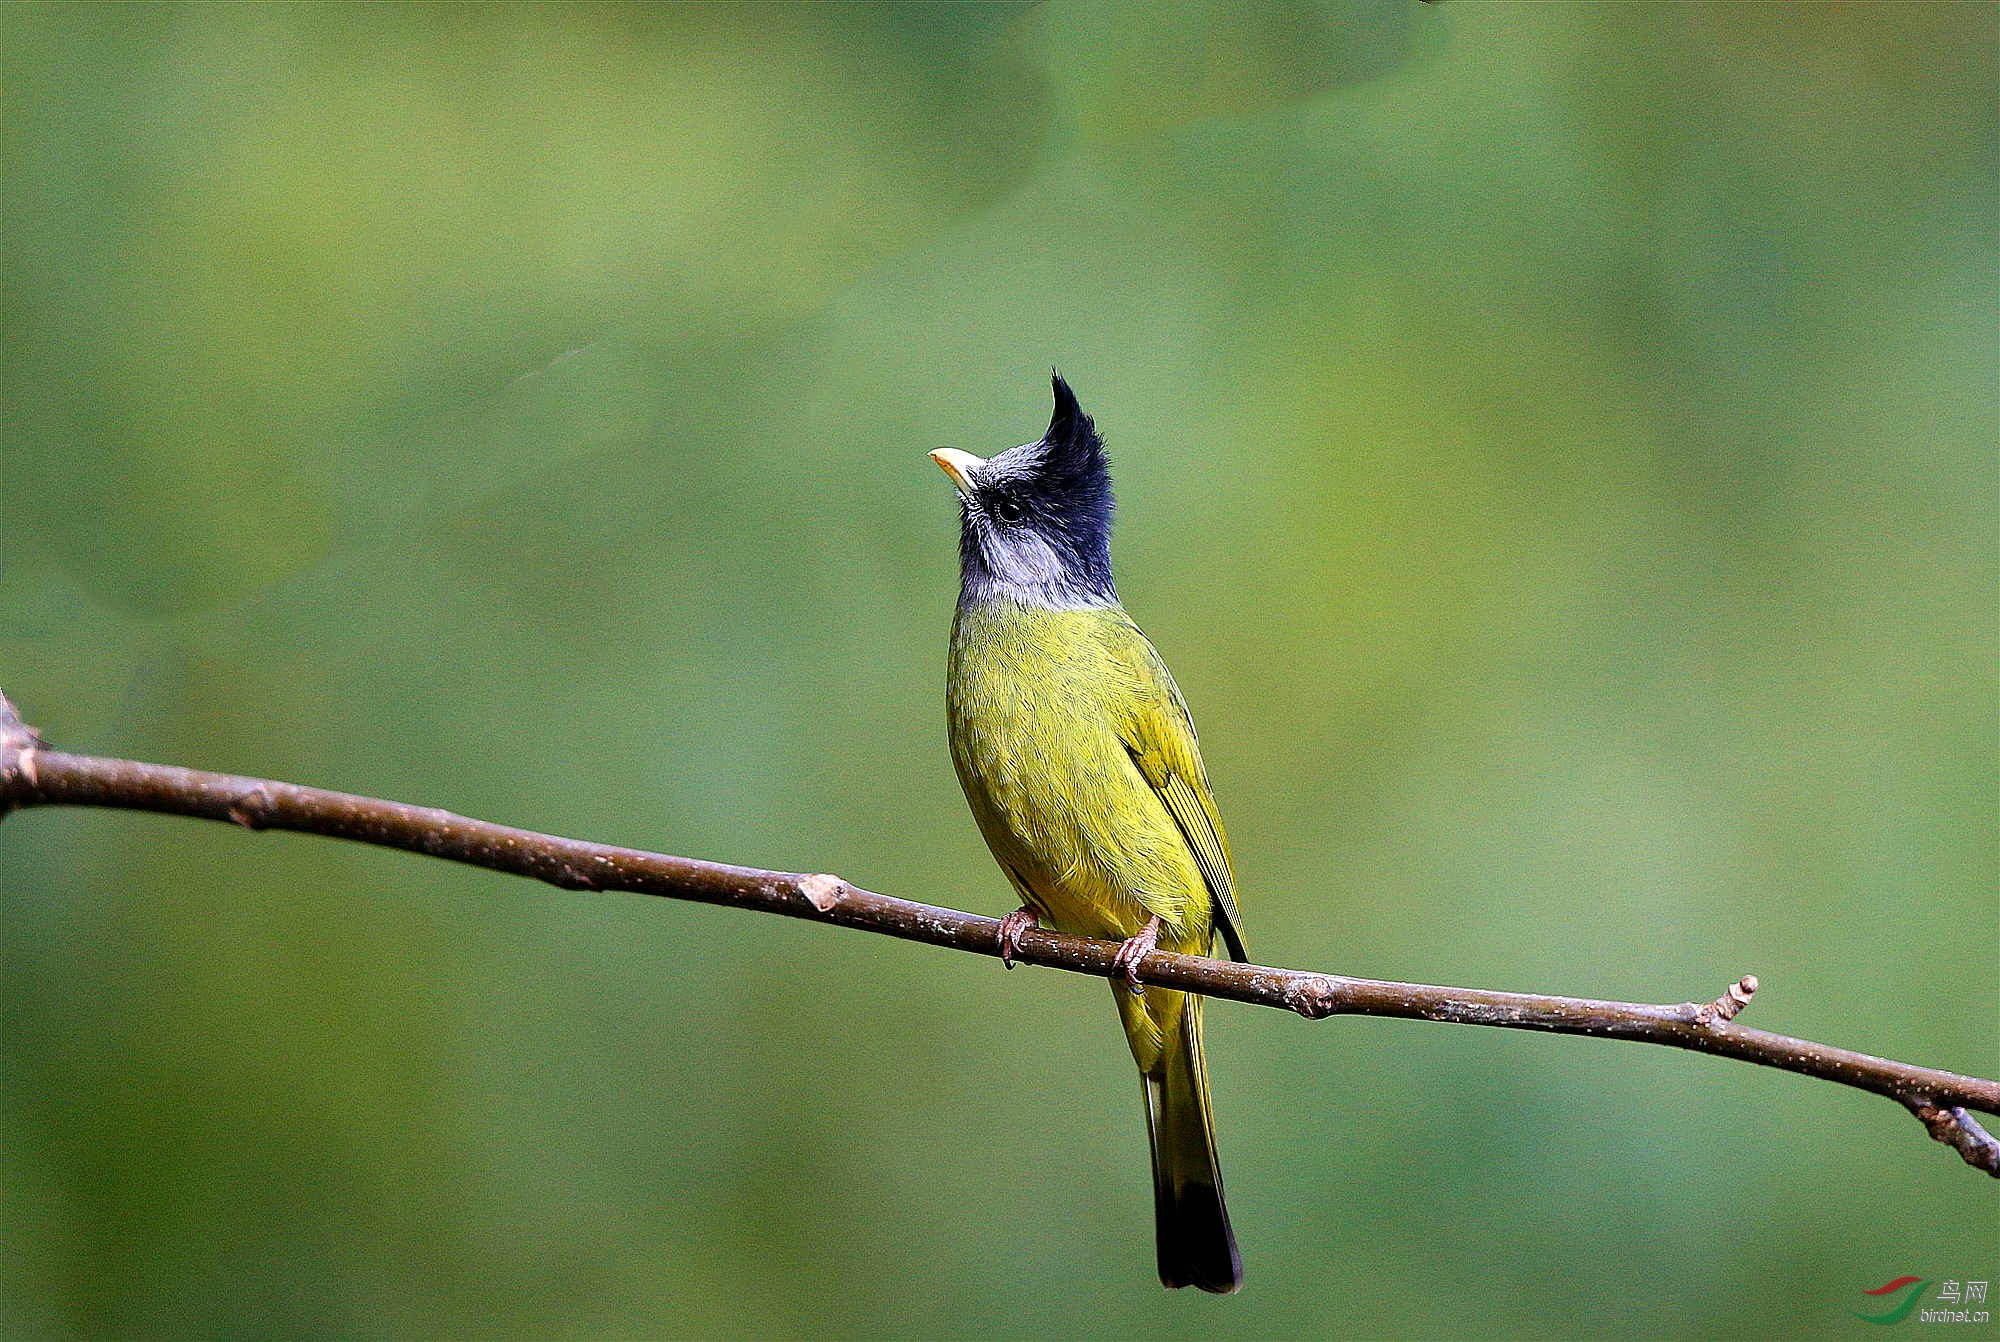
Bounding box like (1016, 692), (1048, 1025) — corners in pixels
(1111, 917), (1162, 996)
(997, 907), (1039, 969)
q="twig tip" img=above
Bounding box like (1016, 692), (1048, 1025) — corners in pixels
(1700, 973), (1758, 1025)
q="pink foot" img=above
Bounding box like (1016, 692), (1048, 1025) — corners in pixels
(1111, 915), (1163, 995)
(997, 907), (1039, 969)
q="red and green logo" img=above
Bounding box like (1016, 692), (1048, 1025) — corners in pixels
(1853, 1276), (1928, 1325)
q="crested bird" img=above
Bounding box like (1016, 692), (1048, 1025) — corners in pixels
(932, 372), (1246, 1294)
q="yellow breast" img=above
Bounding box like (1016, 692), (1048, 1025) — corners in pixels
(945, 600), (1211, 951)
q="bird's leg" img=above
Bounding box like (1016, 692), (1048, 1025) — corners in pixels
(997, 906), (1040, 969)
(1111, 915), (1163, 996)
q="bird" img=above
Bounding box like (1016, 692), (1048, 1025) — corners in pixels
(931, 371), (1247, 1294)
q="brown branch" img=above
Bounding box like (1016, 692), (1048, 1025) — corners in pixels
(1903, 1099), (2000, 1176)
(2, 690), (1994, 1175)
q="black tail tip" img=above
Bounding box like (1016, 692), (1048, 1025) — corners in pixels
(1157, 1181), (1243, 1294)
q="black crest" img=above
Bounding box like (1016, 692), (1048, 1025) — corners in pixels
(1035, 369), (1112, 535)
(1048, 369), (1085, 444)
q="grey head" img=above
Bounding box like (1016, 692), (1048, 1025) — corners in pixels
(930, 371), (1117, 610)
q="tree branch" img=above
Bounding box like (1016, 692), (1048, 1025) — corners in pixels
(2, 690), (1993, 1176)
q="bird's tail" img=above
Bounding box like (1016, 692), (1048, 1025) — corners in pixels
(1140, 994), (1242, 1294)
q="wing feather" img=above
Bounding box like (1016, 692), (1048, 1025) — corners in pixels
(1109, 618), (1249, 962)
(1157, 772), (1247, 962)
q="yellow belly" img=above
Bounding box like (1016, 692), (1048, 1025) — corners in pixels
(945, 600), (1209, 952)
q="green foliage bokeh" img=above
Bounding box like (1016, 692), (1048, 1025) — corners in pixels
(3, 4), (1994, 1338)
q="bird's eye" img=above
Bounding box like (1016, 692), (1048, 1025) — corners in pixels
(992, 496), (1024, 523)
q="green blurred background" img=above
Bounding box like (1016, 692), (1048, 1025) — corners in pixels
(3, 3), (1995, 1338)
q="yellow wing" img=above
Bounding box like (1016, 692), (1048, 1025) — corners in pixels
(1105, 616), (1248, 962)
